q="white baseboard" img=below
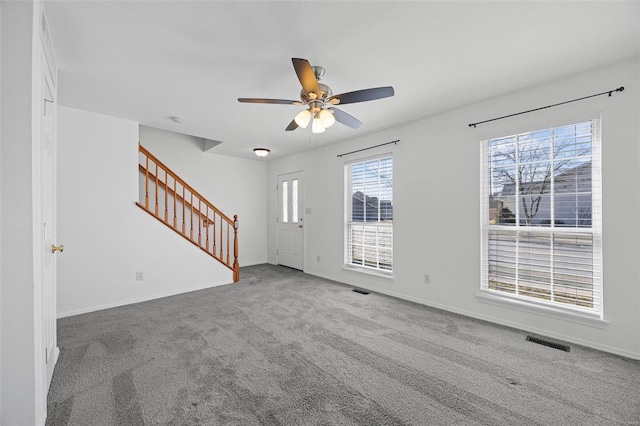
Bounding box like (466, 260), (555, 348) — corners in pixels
(57, 280), (233, 319)
(307, 271), (640, 361)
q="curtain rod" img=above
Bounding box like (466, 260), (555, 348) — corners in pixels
(468, 86), (624, 128)
(337, 140), (399, 158)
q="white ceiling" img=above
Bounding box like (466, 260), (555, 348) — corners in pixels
(44, 1), (640, 161)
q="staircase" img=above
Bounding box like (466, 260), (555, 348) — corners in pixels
(136, 144), (239, 282)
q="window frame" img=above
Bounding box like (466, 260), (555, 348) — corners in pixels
(480, 118), (603, 319)
(344, 154), (394, 276)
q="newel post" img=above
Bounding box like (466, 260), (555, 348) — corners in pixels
(233, 215), (240, 282)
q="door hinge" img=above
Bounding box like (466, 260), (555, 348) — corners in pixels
(276, 249), (279, 255)
(276, 184), (279, 191)
(45, 348), (49, 364)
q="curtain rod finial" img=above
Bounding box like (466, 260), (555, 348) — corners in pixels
(611, 86), (625, 96)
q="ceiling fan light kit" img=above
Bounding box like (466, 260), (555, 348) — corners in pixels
(318, 109), (335, 128)
(294, 109), (312, 128)
(311, 116), (325, 134)
(238, 58), (394, 133)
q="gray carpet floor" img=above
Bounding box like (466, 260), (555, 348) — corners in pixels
(47, 264), (640, 425)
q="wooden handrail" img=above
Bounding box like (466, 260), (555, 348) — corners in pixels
(139, 145), (235, 224)
(139, 165), (213, 223)
(136, 144), (239, 282)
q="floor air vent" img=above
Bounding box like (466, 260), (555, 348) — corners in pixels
(352, 289), (370, 295)
(526, 335), (570, 352)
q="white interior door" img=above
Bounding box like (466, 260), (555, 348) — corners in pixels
(277, 172), (304, 270)
(41, 61), (59, 390)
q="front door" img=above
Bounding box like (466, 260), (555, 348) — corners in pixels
(277, 172), (304, 270)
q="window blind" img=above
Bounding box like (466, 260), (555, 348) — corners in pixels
(346, 156), (393, 272)
(481, 119), (602, 316)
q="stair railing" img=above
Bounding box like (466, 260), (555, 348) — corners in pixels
(136, 144), (239, 282)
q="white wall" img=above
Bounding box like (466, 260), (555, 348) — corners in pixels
(0, 0), (44, 424)
(56, 107), (240, 317)
(0, 0), (4, 418)
(139, 125), (268, 268)
(267, 58), (640, 359)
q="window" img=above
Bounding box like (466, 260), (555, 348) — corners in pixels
(346, 156), (393, 272)
(281, 181), (288, 223)
(481, 119), (602, 317)
(292, 179), (299, 223)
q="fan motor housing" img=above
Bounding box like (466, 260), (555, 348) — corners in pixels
(300, 83), (332, 104)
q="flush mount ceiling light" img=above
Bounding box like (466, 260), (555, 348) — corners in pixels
(169, 116), (184, 124)
(253, 148), (270, 158)
(238, 58), (394, 133)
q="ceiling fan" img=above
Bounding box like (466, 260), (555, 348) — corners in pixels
(238, 58), (394, 133)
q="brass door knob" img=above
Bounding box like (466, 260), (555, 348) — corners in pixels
(51, 244), (64, 253)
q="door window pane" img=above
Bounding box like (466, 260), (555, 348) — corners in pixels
(292, 179), (299, 223)
(282, 181), (288, 223)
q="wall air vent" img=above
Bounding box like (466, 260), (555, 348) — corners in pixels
(526, 335), (570, 352)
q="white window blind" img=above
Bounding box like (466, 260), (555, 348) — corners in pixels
(481, 119), (602, 316)
(346, 156), (393, 272)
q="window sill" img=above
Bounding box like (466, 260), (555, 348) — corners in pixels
(342, 265), (394, 281)
(476, 291), (608, 329)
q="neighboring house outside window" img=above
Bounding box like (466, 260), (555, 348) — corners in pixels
(345, 155), (393, 273)
(481, 119), (602, 317)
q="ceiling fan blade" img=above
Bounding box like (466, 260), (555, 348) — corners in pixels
(285, 119), (299, 131)
(292, 58), (320, 96)
(238, 98), (302, 105)
(328, 86), (395, 105)
(329, 107), (362, 129)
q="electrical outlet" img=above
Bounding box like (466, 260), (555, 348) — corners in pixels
(136, 271), (144, 281)
(424, 274), (430, 284)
